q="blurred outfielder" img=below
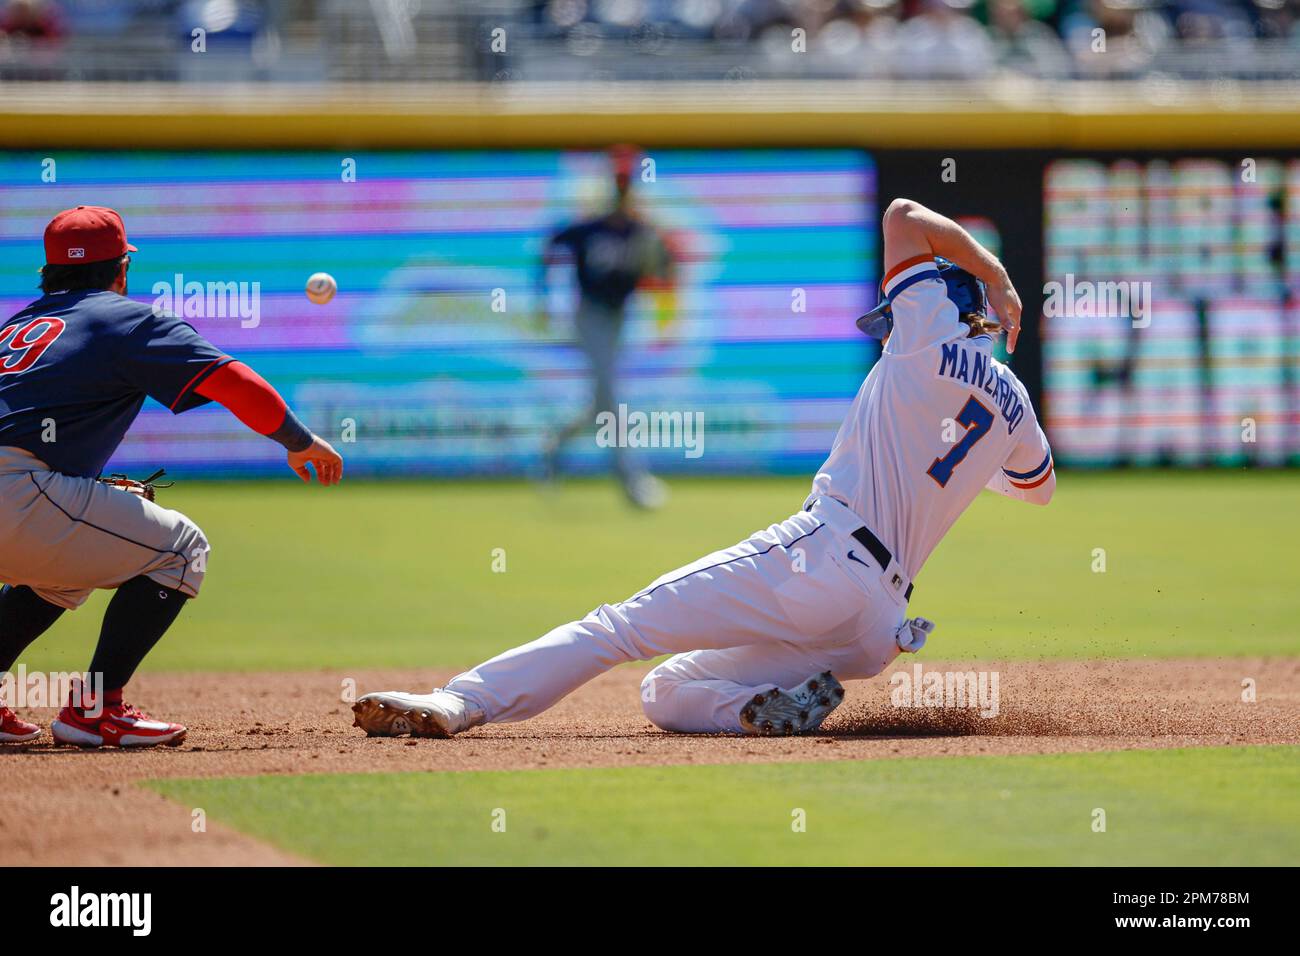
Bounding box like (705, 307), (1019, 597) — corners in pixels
(536, 145), (677, 509)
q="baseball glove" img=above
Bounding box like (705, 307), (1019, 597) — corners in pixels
(97, 468), (173, 503)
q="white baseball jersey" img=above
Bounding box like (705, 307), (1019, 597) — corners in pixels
(810, 254), (1055, 579)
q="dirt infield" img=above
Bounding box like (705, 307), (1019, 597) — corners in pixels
(2, 657), (1297, 866)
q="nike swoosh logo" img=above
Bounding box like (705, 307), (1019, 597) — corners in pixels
(846, 550), (872, 569)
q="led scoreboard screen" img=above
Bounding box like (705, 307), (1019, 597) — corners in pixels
(1043, 158), (1300, 466)
(0, 150), (876, 478)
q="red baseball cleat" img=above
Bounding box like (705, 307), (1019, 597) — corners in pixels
(0, 705), (41, 743)
(52, 697), (187, 748)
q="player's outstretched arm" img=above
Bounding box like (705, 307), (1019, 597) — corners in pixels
(286, 434), (344, 486)
(883, 198), (1022, 352)
(195, 361), (343, 486)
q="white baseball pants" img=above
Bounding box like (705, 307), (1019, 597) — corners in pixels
(445, 496), (911, 733)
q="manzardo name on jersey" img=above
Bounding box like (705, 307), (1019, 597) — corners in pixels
(937, 340), (1026, 435)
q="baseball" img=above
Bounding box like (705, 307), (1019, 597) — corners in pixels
(305, 272), (337, 305)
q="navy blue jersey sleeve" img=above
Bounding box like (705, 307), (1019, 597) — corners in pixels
(116, 311), (232, 414)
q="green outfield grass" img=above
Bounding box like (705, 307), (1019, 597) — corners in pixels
(148, 745), (1300, 866)
(17, 469), (1300, 673)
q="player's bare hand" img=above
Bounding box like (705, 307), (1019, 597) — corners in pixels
(987, 277), (1022, 353)
(288, 435), (344, 486)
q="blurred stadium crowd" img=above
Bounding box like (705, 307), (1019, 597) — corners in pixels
(0, 0), (1296, 82)
(523, 0), (1300, 79)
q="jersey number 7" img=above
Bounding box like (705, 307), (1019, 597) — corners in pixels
(927, 396), (994, 488)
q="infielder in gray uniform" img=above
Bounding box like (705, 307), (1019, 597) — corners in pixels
(0, 205), (343, 747)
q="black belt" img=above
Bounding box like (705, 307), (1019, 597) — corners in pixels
(806, 498), (914, 601)
(850, 525), (914, 602)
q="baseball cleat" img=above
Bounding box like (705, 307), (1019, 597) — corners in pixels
(352, 690), (477, 738)
(0, 706), (41, 743)
(51, 699), (186, 748)
(738, 671), (845, 736)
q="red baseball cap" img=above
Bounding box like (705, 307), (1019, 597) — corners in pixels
(43, 205), (137, 265)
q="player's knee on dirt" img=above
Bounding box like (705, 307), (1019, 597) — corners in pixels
(640, 670), (670, 728)
(640, 667), (692, 732)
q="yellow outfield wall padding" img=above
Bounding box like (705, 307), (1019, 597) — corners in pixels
(1, 81), (1298, 149)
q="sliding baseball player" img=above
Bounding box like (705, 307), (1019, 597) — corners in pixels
(353, 198), (1054, 738)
